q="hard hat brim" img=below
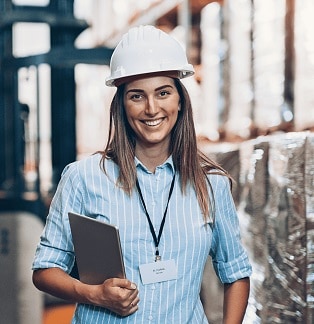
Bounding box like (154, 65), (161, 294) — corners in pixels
(106, 68), (194, 87)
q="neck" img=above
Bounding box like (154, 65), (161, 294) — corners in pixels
(135, 144), (170, 173)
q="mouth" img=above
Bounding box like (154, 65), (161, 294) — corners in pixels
(142, 118), (164, 127)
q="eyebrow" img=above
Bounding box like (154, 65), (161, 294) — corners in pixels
(125, 84), (174, 94)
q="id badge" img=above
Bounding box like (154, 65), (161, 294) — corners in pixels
(139, 259), (178, 285)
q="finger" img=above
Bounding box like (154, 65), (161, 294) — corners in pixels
(127, 304), (138, 316)
(129, 301), (139, 312)
(129, 295), (140, 309)
(125, 280), (137, 290)
(111, 278), (137, 290)
(128, 287), (139, 298)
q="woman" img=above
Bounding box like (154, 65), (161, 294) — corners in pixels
(32, 25), (252, 323)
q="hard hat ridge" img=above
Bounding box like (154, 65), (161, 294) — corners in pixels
(105, 25), (194, 87)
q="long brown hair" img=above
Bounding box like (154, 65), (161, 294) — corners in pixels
(99, 78), (230, 221)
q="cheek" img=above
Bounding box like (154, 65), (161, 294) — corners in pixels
(170, 108), (179, 121)
(124, 107), (141, 131)
(124, 105), (136, 121)
(125, 113), (136, 129)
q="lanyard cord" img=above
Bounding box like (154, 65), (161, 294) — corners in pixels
(136, 174), (176, 261)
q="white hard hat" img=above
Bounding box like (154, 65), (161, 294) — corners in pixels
(105, 25), (194, 87)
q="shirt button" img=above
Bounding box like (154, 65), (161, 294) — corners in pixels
(151, 285), (156, 290)
(148, 315), (153, 320)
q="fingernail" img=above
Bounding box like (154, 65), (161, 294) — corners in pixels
(130, 283), (137, 289)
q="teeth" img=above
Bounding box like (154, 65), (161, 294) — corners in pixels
(144, 119), (163, 126)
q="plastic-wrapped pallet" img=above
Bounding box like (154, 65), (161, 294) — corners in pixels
(305, 133), (314, 323)
(239, 132), (314, 323)
(264, 132), (307, 323)
(238, 137), (270, 323)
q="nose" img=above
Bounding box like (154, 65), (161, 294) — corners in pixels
(145, 96), (159, 115)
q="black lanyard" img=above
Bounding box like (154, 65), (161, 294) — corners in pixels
(136, 174), (176, 262)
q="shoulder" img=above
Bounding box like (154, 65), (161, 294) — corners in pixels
(61, 153), (119, 179)
(207, 171), (230, 190)
(205, 171), (233, 204)
(61, 153), (100, 174)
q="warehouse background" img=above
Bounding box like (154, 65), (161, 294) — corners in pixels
(0, 0), (313, 323)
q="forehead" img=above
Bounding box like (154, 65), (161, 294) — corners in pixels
(124, 76), (176, 91)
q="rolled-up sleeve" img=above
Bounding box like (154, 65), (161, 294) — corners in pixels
(209, 174), (252, 283)
(32, 163), (83, 273)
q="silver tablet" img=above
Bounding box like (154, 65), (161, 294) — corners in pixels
(68, 212), (126, 285)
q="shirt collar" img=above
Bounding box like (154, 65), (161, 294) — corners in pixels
(135, 155), (175, 174)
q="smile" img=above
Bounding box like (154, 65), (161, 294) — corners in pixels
(143, 118), (164, 126)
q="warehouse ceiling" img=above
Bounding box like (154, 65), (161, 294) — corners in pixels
(104, 0), (222, 47)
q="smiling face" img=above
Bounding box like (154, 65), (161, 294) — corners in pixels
(123, 76), (180, 153)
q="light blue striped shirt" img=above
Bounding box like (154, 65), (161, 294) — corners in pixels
(33, 153), (252, 323)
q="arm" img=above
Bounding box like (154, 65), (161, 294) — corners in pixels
(223, 277), (250, 324)
(32, 268), (139, 317)
(208, 175), (252, 322)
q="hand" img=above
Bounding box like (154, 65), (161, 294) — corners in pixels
(33, 268), (139, 317)
(89, 278), (139, 317)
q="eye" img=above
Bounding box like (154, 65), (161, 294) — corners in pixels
(129, 93), (143, 101)
(159, 90), (171, 97)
